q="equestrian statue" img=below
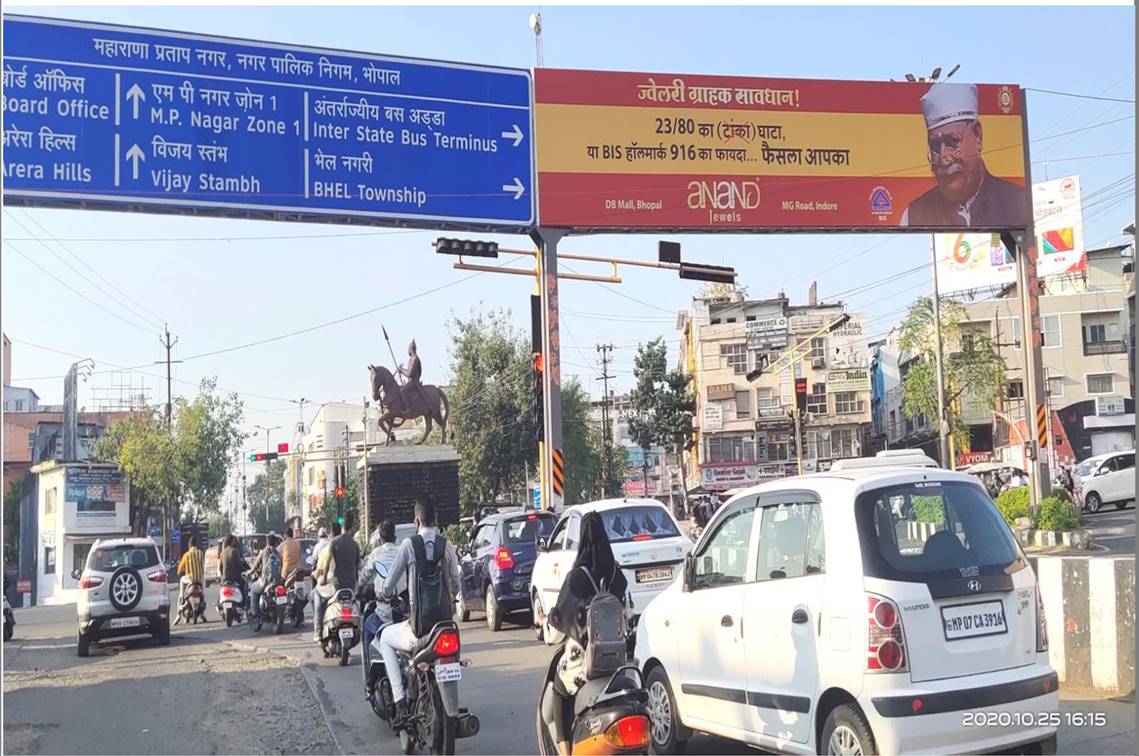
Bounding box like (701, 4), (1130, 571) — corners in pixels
(369, 337), (450, 445)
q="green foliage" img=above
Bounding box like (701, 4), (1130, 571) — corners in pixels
(562, 378), (610, 506)
(248, 459), (287, 533)
(898, 297), (1007, 460)
(628, 337), (696, 502)
(308, 473), (357, 534)
(1035, 495), (1079, 532)
(4, 480), (22, 567)
(448, 309), (536, 516)
(911, 495), (945, 525)
(995, 486), (1031, 527)
(1048, 487), (1071, 504)
(442, 523), (470, 553)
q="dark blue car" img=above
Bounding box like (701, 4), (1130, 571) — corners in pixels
(458, 511), (557, 631)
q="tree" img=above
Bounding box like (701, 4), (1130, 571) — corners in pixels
(4, 480), (22, 568)
(447, 309), (536, 515)
(628, 338), (697, 504)
(310, 473), (359, 535)
(248, 459), (287, 533)
(562, 378), (605, 506)
(899, 296), (1007, 457)
(95, 379), (245, 539)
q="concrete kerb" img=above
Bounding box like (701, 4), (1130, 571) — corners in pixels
(1017, 528), (1094, 550)
(223, 639), (344, 755)
(1028, 555), (1136, 696)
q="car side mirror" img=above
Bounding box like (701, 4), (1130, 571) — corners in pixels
(682, 552), (695, 592)
(71, 568), (82, 580)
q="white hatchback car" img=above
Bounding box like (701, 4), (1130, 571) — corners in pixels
(1075, 450), (1135, 512)
(530, 498), (693, 635)
(635, 466), (1057, 755)
(75, 538), (171, 657)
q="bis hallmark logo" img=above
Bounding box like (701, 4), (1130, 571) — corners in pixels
(997, 86), (1014, 114)
(869, 186), (893, 219)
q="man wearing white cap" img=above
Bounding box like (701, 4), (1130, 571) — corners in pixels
(900, 82), (1029, 228)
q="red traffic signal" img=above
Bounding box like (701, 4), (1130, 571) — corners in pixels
(534, 353), (544, 374)
(277, 442), (289, 453)
(250, 452), (279, 462)
(335, 486), (345, 499)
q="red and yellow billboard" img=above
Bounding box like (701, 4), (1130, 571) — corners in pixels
(534, 69), (1029, 231)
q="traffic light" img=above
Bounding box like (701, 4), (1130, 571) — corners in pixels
(679, 262), (736, 284)
(795, 377), (808, 415)
(533, 352), (544, 442)
(434, 237), (499, 258)
(249, 452), (278, 462)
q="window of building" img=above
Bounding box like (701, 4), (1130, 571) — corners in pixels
(1084, 323), (1107, 344)
(44, 546), (56, 575)
(15, 399), (24, 411)
(1041, 315), (1061, 348)
(756, 387), (778, 410)
(73, 543), (93, 576)
(768, 441), (790, 461)
(1000, 317), (1021, 348)
(831, 428), (857, 458)
(1047, 376), (1064, 398)
(1086, 373), (1114, 395)
(27, 432), (35, 449)
(1006, 380), (1024, 400)
(706, 434), (755, 463)
(806, 383), (827, 415)
(720, 343), (748, 374)
(809, 337), (826, 362)
(834, 391), (865, 414)
(735, 390), (751, 419)
(805, 430), (832, 460)
(746, 315), (757, 322)
(710, 318), (721, 325)
(726, 317), (737, 323)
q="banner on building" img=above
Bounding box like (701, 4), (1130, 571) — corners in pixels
(66, 467), (125, 519)
(827, 368), (871, 392)
(745, 316), (788, 348)
(534, 70), (1028, 231)
(707, 383), (735, 401)
(700, 462), (759, 491)
(828, 313), (868, 370)
(702, 404), (723, 431)
(934, 232), (1016, 294)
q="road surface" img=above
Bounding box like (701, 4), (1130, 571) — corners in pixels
(1080, 502), (1135, 555)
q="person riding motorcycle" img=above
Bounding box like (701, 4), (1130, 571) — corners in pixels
(379, 495), (460, 726)
(313, 514), (361, 642)
(359, 520), (407, 697)
(175, 535), (206, 625)
(279, 527), (302, 581)
(218, 534), (249, 609)
(248, 532), (282, 617)
(543, 511), (631, 756)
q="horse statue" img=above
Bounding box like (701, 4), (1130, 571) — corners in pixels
(368, 364), (450, 445)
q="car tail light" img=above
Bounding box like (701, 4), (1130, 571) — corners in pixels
(494, 547), (514, 570)
(604, 715), (651, 749)
(78, 574), (103, 590)
(632, 534), (652, 542)
(1035, 585), (1049, 652)
(276, 585), (287, 597)
(146, 570), (166, 583)
(433, 629), (460, 657)
(527, 513), (538, 521)
(866, 594), (908, 673)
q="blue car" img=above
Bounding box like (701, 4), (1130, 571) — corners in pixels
(458, 511), (557, 631)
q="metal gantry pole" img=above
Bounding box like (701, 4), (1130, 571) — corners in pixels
(930, 239), (952, 468)
(533, 229), (565, 512)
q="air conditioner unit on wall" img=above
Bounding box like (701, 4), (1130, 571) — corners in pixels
(811, 358), (825, 369)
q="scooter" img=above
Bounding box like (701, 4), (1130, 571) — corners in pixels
(535, 652), (650, 755)
(3, 592), (14, 642)
(217, 579), (245, 627)
(179, 581), (207, 624)
(320, 588), (360, 666)
(365, 562), (480, 755)
(285, 569), (308, 629)
(248, 575), (287, 635)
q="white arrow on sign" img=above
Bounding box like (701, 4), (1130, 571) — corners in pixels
(125, 83), (145, 119)
(502, 177), (525, 200)
(500, 124), (524, 147)
(125, 144), (145, 179)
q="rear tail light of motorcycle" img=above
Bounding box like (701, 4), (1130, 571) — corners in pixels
(340, 606), (355, 622)
(605, 715), (651, 749)
(275, 585), (287, 597)
(433, 629), (460, 657)
(221, 587), (234, 598)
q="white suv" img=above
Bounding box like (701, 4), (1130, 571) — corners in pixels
(75, 538), (171, 657)
(1076, 450), (1135, 512)
(635, 467), (1057, 755)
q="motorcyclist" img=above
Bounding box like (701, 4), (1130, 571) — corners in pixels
(279, 527), (303, 585)
(218, 534), (249, 609)
(174, 534), (206, 625)
(248, 532), (282, 618)
(379, 495), (460, 726)
(543, 511), (630, 756)
(359, 520), (406, 697)
(313, 515), (360, 642)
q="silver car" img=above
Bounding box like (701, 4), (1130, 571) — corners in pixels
(75, 538), (171, 657)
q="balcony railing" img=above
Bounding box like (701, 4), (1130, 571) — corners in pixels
(1084, 339), (1126, 356)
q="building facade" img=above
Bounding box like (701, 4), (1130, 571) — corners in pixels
(678, 289), (872, 495)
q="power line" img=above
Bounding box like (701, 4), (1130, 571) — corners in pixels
(1025, 87), (1136, 104)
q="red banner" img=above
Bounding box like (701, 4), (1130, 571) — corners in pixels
(534, 69), (1028, 231)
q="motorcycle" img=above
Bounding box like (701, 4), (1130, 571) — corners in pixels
(179, 581), (207, 625)
(217, 579), (245, 627)
(3, 592), (14, 642)
(247, 574), (287, 635)
(320, 587), (361, 666)
(364, 561), (480, 755)
(535, 653), (650, 755)
(285, 569), (308, 629)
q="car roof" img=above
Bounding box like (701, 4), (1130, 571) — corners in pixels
(93, 537), (157, 549)
(1084, 450), (1134, 463)
(566, 498), (670, 515)
(724, 466), (981, 504)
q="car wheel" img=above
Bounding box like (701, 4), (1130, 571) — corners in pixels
(1114, 499), (1129, 510)
(486, 585), (501, 632)
(1086, 491), (1102, 513)
(457, 590), (470, 623)
(821, 703), (876, 756)
(646, 666), (686, 755)
(77, 631), (91, 657)
(108, 566), (143, 613)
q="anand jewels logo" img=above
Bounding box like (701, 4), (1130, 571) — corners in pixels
(687, 178), (761, 224)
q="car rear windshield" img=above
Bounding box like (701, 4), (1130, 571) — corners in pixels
(89, 545), (159, 571)
(503, 514), (556, 544)
(854, 481), (1022, 583)
(600, 506), (679, 543)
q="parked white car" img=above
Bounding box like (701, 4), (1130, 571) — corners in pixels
(75, 538), (171, 657)
(1075, 450), (1135, 512)
(530, 498), (692, 637)
(634, 465), (1057, 755)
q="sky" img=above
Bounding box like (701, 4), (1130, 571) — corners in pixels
(3, 2), (1135, 458)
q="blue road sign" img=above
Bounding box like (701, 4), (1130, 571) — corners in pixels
(2, 15), (534, 229)
(531, 487), (541, 510)
(170, 529), (181, 543)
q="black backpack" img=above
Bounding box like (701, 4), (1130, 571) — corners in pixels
(409, 534), (452, 636)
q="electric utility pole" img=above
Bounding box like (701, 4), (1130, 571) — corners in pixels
(154, 324), (181, 427)
(596, 343), (615, 494)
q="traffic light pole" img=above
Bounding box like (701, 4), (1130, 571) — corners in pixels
(532, 228), (565, 512)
